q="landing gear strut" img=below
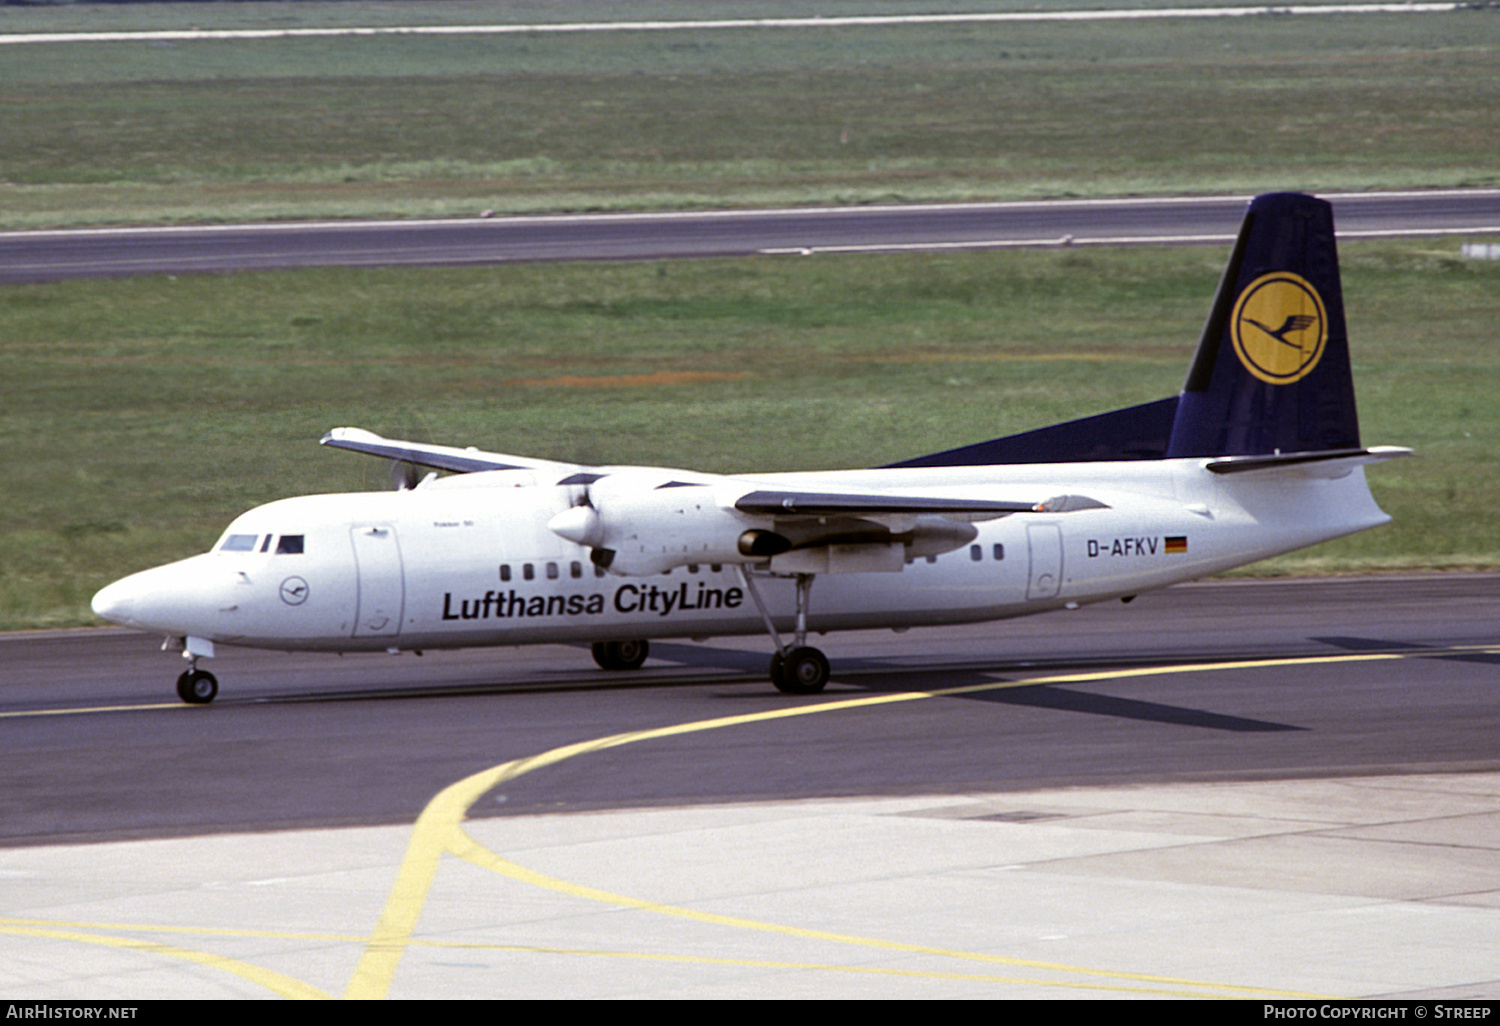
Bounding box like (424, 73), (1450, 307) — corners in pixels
(737, 568), (830, 694)
(592, 639), (650, 671)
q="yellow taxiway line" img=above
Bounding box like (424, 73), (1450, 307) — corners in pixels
(347, 649), (1455, 999)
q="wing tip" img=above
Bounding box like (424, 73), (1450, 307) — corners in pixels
(321, 426), (367, 445)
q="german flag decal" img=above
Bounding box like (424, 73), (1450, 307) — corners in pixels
(1165, 536), (1188, 554)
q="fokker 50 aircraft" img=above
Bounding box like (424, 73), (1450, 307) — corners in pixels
(93, 193), (1408, 704)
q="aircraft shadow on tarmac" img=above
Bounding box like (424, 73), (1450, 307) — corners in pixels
(645, 641), (1305, 733)
(180, 638), (1412, 732)
(1313, 635), (1500, 666)
(911, 677), (1302, 733)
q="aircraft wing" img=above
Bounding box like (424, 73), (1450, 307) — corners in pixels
(723, 489), (1106, 569)
(733, 489), (1109, 518)
(320, 428), (1104, 516)
(319, 427), (585, 475)
(732, 490), (1037, 517)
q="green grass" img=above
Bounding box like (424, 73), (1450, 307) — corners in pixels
(2, 3), (1498, 225)
(2, 240), (1497, 629)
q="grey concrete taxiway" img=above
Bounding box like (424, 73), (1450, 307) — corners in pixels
(2, 774), (1497, 999)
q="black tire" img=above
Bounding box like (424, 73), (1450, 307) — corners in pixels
(772, 646), (829, 694)
(176, 669), (218, 705)
(592, 639), (650, 671)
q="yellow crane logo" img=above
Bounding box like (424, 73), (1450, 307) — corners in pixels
(1230, 271), (1328, 385)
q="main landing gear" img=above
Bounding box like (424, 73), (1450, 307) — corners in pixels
(737, 568), (831, 695)
(592, 639), (650, 671)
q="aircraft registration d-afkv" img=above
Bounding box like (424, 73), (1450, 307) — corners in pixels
(93, 193), (1409, 704)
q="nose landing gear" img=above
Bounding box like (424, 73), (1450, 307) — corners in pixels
(176, 668), (218, 704)
(173, 642), (219, 704)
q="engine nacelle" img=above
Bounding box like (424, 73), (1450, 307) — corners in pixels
(547, 475), (987, 577)
(548, 481), (763, 576)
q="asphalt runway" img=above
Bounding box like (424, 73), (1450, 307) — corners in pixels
(3, 574), (1496, 848)
(3, 189), (1499, 283)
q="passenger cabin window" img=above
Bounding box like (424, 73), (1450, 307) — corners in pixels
(523, 563), (534, 581)
(546, 562), (559, 580)
(276, 535), (304, 555)
(220, 534), (258, 552)
(500, 565), (511, 582)
(993, 544), (1005, 561)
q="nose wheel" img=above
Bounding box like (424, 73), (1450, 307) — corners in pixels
(176, 669), (219, 704)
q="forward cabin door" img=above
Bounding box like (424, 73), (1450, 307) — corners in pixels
(1025, 523), (1063, 601)
(351, 525), (405, 637)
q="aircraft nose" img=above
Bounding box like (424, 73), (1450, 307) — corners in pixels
(91, 559), (212, 633)
(91, 577), (136, 625)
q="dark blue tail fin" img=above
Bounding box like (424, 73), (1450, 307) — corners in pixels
(890, 192), (1361, 469)
(1165, 192), (1359, 458)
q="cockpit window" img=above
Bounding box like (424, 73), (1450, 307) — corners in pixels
(219, 534), (259, 552)
(276, 535), (305, 555)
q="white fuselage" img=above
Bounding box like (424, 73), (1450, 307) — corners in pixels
(91, 458), (1391, 654)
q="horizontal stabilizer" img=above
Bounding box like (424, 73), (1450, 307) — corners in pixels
(1204, 446), (1412, 476)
